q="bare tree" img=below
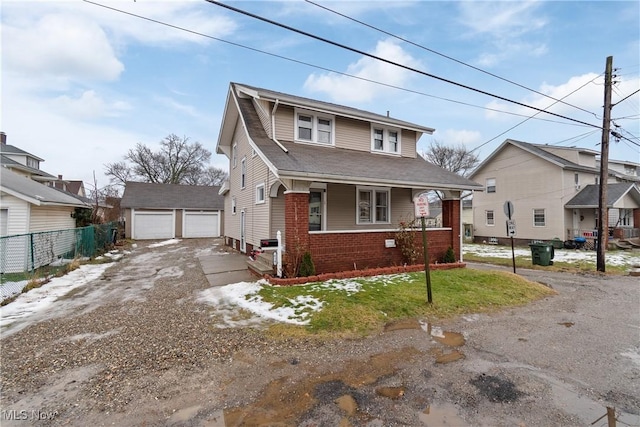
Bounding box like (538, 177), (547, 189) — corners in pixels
(105, 134), (227, 187)
(421, 140), (479, 177)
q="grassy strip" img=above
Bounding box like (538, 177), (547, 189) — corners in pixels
(259, 269), (555, 337)
(462, 252), (634, 274)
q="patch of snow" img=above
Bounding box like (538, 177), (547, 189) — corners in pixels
(621, 347), (640, 367)
(0, 262), (114, 331)
(463, 244), (639, 267)
(148, 239), (181, 248)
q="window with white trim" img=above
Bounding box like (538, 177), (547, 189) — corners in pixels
(231, 197), (236, 215)
(357, 187), (390, 224)
(240, 157), (246, 189)
(371, 126), (401, 154)
(255, 183), (265, 204)
(486, 178), (496, 193)
(232, 143), (237, 168)
(486, 210), (495, 226)
(533, 209), (546, 227)
(295, 109), (335, 145)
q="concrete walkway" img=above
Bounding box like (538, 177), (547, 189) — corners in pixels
(198, 249), (256, 287)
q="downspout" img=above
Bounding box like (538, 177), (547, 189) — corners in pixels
(271, 99), (289, 153)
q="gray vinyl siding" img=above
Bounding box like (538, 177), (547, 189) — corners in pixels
(401, 129), (417, 158)
(274, 105), (295, 141)
(336, 116), (369, 151)
(325, 184), (415, 231)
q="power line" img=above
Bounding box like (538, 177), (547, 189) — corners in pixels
(81, 0), (589, 129)
(206, 0), (603, 130)
(303, 0), (598, 118)
(470, 73), (603, 153)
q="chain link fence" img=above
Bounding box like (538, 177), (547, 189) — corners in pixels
(1, 222), (117, 301)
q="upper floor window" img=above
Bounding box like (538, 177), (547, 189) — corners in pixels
(295, 109), (334, 145)
(371, 126), (400, 154)
(533, 209), (546, 227)
(231, 197), (237, 215)
(357, 187), (390, 224)
(240, 157), (246, 189)
(486, 178), (496, 193)
(574, 173), (580, 190)
(27, 157), (39, 169)
(232, 143), (238, 168)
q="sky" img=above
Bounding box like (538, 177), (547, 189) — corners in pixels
(2, 0), (639, 193)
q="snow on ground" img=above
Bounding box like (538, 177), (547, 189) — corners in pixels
(0, 262), (114, 329)
(199, 273), (413, 327)
(148, 239), (181, 248)
(463, 243), (640, 267)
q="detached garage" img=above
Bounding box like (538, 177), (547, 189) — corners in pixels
(121, 182), (223, 240)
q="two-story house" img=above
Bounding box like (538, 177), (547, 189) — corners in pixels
(215, 83), (482, 275)
(1, 132), (87, 237)
(469, 139), (640, 248)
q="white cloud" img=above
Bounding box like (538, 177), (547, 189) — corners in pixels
(3, 13), (124, 82)
(303, 39), (423, 103)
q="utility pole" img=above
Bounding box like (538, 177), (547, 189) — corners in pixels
(596, 56), (613, 273)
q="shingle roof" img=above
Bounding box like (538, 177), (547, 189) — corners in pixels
(565, 183), (640, 208)
(0, 143), (44, 161)
(1, 155), (56, 179)
(0, 167), (87, 207)
(237, 97), (482, 191)
(470, 139), (599, 178)
(233, 83), (435, 134)
(120, 182), (224, 210)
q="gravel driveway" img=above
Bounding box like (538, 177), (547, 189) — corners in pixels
(0, 238), (638, 426)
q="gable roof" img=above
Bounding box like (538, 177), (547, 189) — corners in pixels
(565, 183), (640, 208)
(120, 182), (224, 210)
(469, 139), (599, 178)
(0, 167), (87, 207)
(0, 143), (44, 161)
(222, 85), (481, 192)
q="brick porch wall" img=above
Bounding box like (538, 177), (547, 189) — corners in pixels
(308, 229), (455, 274)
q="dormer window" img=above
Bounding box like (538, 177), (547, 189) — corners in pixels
(27, 157), (39, 169)
(295, 109), (334, 145)
(371, 126), (400, 154)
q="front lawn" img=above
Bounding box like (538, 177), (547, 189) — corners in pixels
(257, 269), (555, 337)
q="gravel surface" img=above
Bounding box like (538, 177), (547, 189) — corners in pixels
(1, 238), (638, 426)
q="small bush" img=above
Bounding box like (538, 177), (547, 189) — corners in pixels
(443, 246), (456, 263)
(299, 252), (316, 277)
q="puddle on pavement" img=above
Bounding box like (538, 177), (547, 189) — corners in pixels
(376, 386), (405, 399)
(419, 402), (470, 426)
(430, 347), (466, 364)
(221, 347), (419, 426)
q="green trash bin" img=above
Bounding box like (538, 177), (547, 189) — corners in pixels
(529, 243), (555, 266)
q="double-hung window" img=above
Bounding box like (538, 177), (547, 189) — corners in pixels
(232, 143), (238, 168)
(486, 178), (496, 193)
(533, 209), (546, 227)
(240, 157), (246, 189)
(486, 210), (495, 226)
(255, 183), (265, 204)
(295, 109), (334, 145)
(371, 126), (401, 154)
(357, 187), (390, 224)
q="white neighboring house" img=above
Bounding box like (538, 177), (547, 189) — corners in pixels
(468, 139), (640, 247)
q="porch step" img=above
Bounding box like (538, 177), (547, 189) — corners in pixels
(247, 251), (274, 277)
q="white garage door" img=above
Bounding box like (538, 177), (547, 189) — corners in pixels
(184, 211), (219, 238)
(133, 211), (174, 240)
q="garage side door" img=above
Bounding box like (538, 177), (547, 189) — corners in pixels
(133, 211), (174, 240)
(184, 211), (219, 238)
